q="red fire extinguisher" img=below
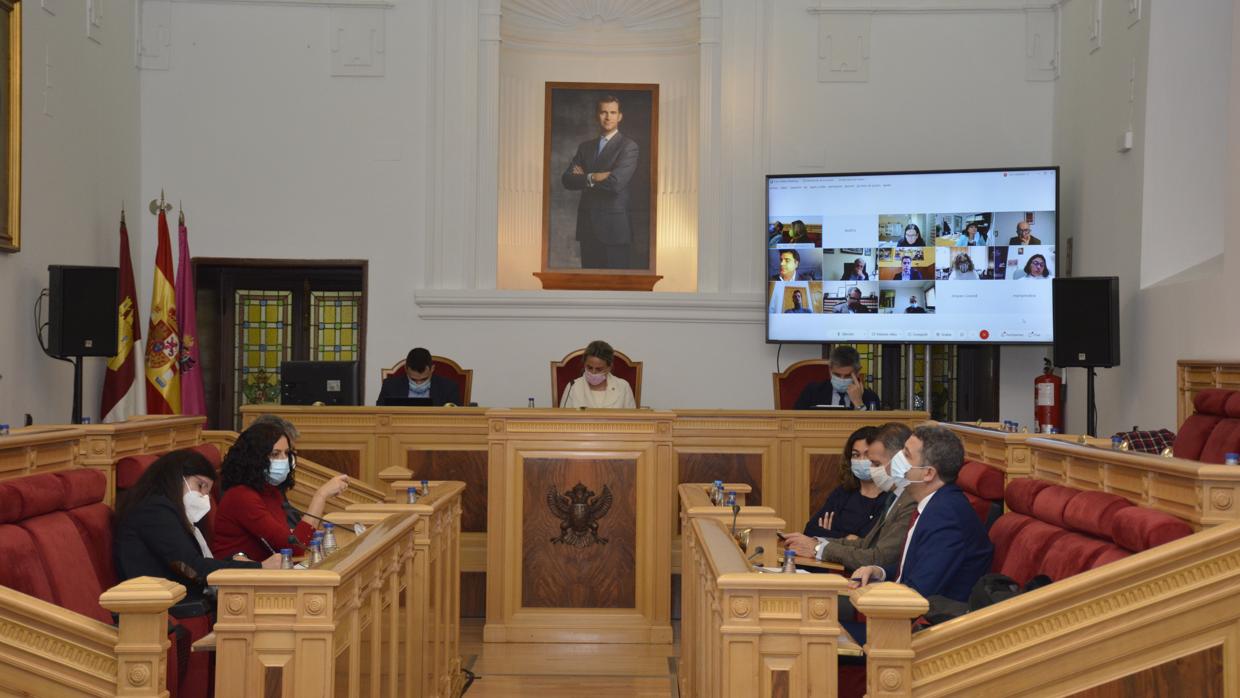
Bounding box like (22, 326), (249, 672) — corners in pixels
(1034, 358), (1064, 434)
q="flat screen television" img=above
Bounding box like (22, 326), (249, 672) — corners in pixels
(766, 167), (1057, 345)
(280, 360), (360, 406)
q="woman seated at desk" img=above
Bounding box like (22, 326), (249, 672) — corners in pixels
(803, 426), (890, 540)
(114, 449), (278, 599)
(212, 422), (349, 561)
(560, 340), (637, 409)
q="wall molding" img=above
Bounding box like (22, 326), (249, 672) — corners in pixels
(414, 289), (764, 324)
(809, 0), (1062, 14)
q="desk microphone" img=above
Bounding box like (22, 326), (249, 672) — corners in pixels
(730, 503), (741, 538)
(746, 546), (765, 562)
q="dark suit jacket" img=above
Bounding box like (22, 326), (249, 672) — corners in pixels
(1008, 235), (1042, 245)
(896, 269), (923, 280)
(822, 488), (918, 572)
(562, 132), (640, 245)
(377, 374), (461, 407)
(883, 484), (992, 603)
(794, 382), (881, 410)
(114, 495), (258, 598)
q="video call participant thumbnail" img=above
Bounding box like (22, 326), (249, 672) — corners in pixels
(1008, 220), (1041, 245)
(794, 345), (881, 410)
(771, 248), (817, 281)
(784, 288), (813, 313)
(831, 287), (872, 314)
(377, 347), (461, 406)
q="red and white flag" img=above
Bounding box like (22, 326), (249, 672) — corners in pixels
(145, 206), (181, 414)
(100, 210), (143, 422)
(175, 207), (206, 416)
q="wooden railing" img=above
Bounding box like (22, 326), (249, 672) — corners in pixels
(678, 482), (780, 569)
(0, 577), (186, 698)
(680, 516), (852, 698)
(861, 520), (1240, 696)
(1177, 359), (1240, 428)
(208, 481), (464, 698)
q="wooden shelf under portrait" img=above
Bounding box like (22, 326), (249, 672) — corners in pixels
(534, 271), (663, 292)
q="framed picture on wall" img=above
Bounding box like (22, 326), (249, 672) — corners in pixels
(537, 82), (661, 291)
(0, 0), (20, 254)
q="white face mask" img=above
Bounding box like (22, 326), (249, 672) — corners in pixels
(889, 449), (913, 479)
(870, 464), (895, 492)
(850, 458), (873, 480)
(183, 481), (211, 523)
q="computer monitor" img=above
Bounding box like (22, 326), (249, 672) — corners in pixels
(280, 360), (360, 406)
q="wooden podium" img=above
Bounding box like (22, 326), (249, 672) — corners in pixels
(484, 408), (675, 644)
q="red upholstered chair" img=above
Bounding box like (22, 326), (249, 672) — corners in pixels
(956, 461), (1005, 529)
(772, 359), (833, 410)
(551, 348), (643, 407)
(1174, 388), (1240, 462)
(381, 355), (474, 405)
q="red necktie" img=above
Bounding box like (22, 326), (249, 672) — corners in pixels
(895, 509), (920, 582)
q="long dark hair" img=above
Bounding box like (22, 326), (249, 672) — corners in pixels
(221, 422), (292, 495)
(898, 223), (925, 246)
(837, 426), (878, 492)
(116, 449), (217, 538)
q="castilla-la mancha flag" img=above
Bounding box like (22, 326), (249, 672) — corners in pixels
(144, 207), (181, 414)
(100, 211), (143, 422)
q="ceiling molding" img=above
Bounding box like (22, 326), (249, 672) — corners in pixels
(501, 0), (699, 51)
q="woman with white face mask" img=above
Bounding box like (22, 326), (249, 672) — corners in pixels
(797, 426), (892, 543)
(115, 449), (279, 602)
(213, 422), (349, 562)
(559, 339), (638, 409)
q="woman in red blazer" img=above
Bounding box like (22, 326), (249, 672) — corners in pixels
(212, 422), (349, 561)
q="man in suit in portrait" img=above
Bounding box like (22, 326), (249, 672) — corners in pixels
(846, 425), (993, 643)
(376, 347), (460, 407)
(561, 95), (640, 270)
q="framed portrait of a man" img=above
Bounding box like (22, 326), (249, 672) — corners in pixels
(538, 82), (660, 291)
(0, 0), (19, 254)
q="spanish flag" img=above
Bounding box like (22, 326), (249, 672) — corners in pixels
(144, 206), (181, 414)
(100, 210), (143, 422)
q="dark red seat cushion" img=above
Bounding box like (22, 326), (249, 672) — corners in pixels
(1200, 419), (1240, 464)
(1030, 485), (1079, 528)
(988, 512), (1036, 575)
(997, 519), (1070, 586)
(958, 461), (1005, 500)
(1040, 532), (1113, 580)
(1062, 490), (1133, 539)
(115, 454), (159, 490)
(1004, 478), (1052, 515)
(1090, 544), (1131, 568)
(0, 523), (57, 604)
(19, 510), (112, 623)
(1110, 507), (1194, 552)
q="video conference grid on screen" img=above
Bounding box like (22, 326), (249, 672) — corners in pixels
(766, 168), (1057, 344)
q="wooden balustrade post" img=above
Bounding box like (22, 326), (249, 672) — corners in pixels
(377, 466), (412, 501)
(852, 583), (929, 698)
(99, 577), (188, 698)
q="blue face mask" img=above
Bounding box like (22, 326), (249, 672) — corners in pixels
(266, 458), (291, 486)
(850, 458), (872, 480)
(408, 377), (431, 395)
(830, 375), (854, 392)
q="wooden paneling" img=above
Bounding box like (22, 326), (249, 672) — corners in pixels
(1067, 645), (1222, 698)
(678, 453), (763, 505)
(521, 458), (637, 609)
(808, 453), (843, 518)
(461, 572), (487, 619)
(408, 450), (488, 532)
(300, 448), (360, 479)
(771, 669), (790, 698)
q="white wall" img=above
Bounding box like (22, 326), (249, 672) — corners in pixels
(129, 1), (1061, 414)
(1055, 0), (1236, 435)
(0, 2), (140, 427)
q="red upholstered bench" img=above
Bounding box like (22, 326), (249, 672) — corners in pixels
(989, 477), (1194, 586)
(1175, 388), (1240, 462)
(957, 460), (1005, 529)
(116, 443), (222, 490)
(0, 468), (208, 698)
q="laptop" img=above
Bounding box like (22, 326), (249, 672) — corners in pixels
(377, 396), (434, 407)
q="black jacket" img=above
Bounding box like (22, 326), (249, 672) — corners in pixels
(794, 382), (881, 410)
(114, 495), (258, 598)
(377, 373), (461, 406)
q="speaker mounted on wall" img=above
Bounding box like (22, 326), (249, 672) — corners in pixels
(47, 265), (119, 358)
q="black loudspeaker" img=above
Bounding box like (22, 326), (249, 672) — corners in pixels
(1053, 276), (1120, 368)
(47, 265), (119, 357)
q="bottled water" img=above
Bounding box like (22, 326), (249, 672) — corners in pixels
(1226, 453), (1239, 466)
(1111, 435), (1123, 450)
(406, 486), (419, 504)
(308, 534), (324, 565)
(782, 549), (797, 573)
(321, 523), (338, 556)
(421, 480), (430, 497)
(712, 480), (724, 506)
(725, 491), (737, 508)
(280, 548), (293, 569)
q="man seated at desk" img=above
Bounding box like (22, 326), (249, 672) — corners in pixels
(793, 345), (881, 410)
(377, 347), (460, 406)
(846, 425), (993, 643)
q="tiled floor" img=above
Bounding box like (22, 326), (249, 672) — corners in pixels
(459, 619), (679, 697)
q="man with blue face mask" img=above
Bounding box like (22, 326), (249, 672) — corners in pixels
(377, 347), (461, 406)
(793, 345), (882, 410)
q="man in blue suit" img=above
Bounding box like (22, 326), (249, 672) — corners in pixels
(561, 95), (640, 270)
(845, 425), (993, 643)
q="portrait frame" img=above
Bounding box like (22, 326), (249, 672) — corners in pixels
(536, 81), (661, 291)
(0, 0), (19, 254)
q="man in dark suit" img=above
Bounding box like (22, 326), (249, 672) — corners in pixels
(561, 95), (640, 270)
(847, 425), (993, 642)
(896, 255), (923, 280)
(1007, 220), (1042, 245)
(794, 345), (881, 410)
(377, 347), (460, 406)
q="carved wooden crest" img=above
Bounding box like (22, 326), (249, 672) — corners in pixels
(547, 482), (613, 547)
